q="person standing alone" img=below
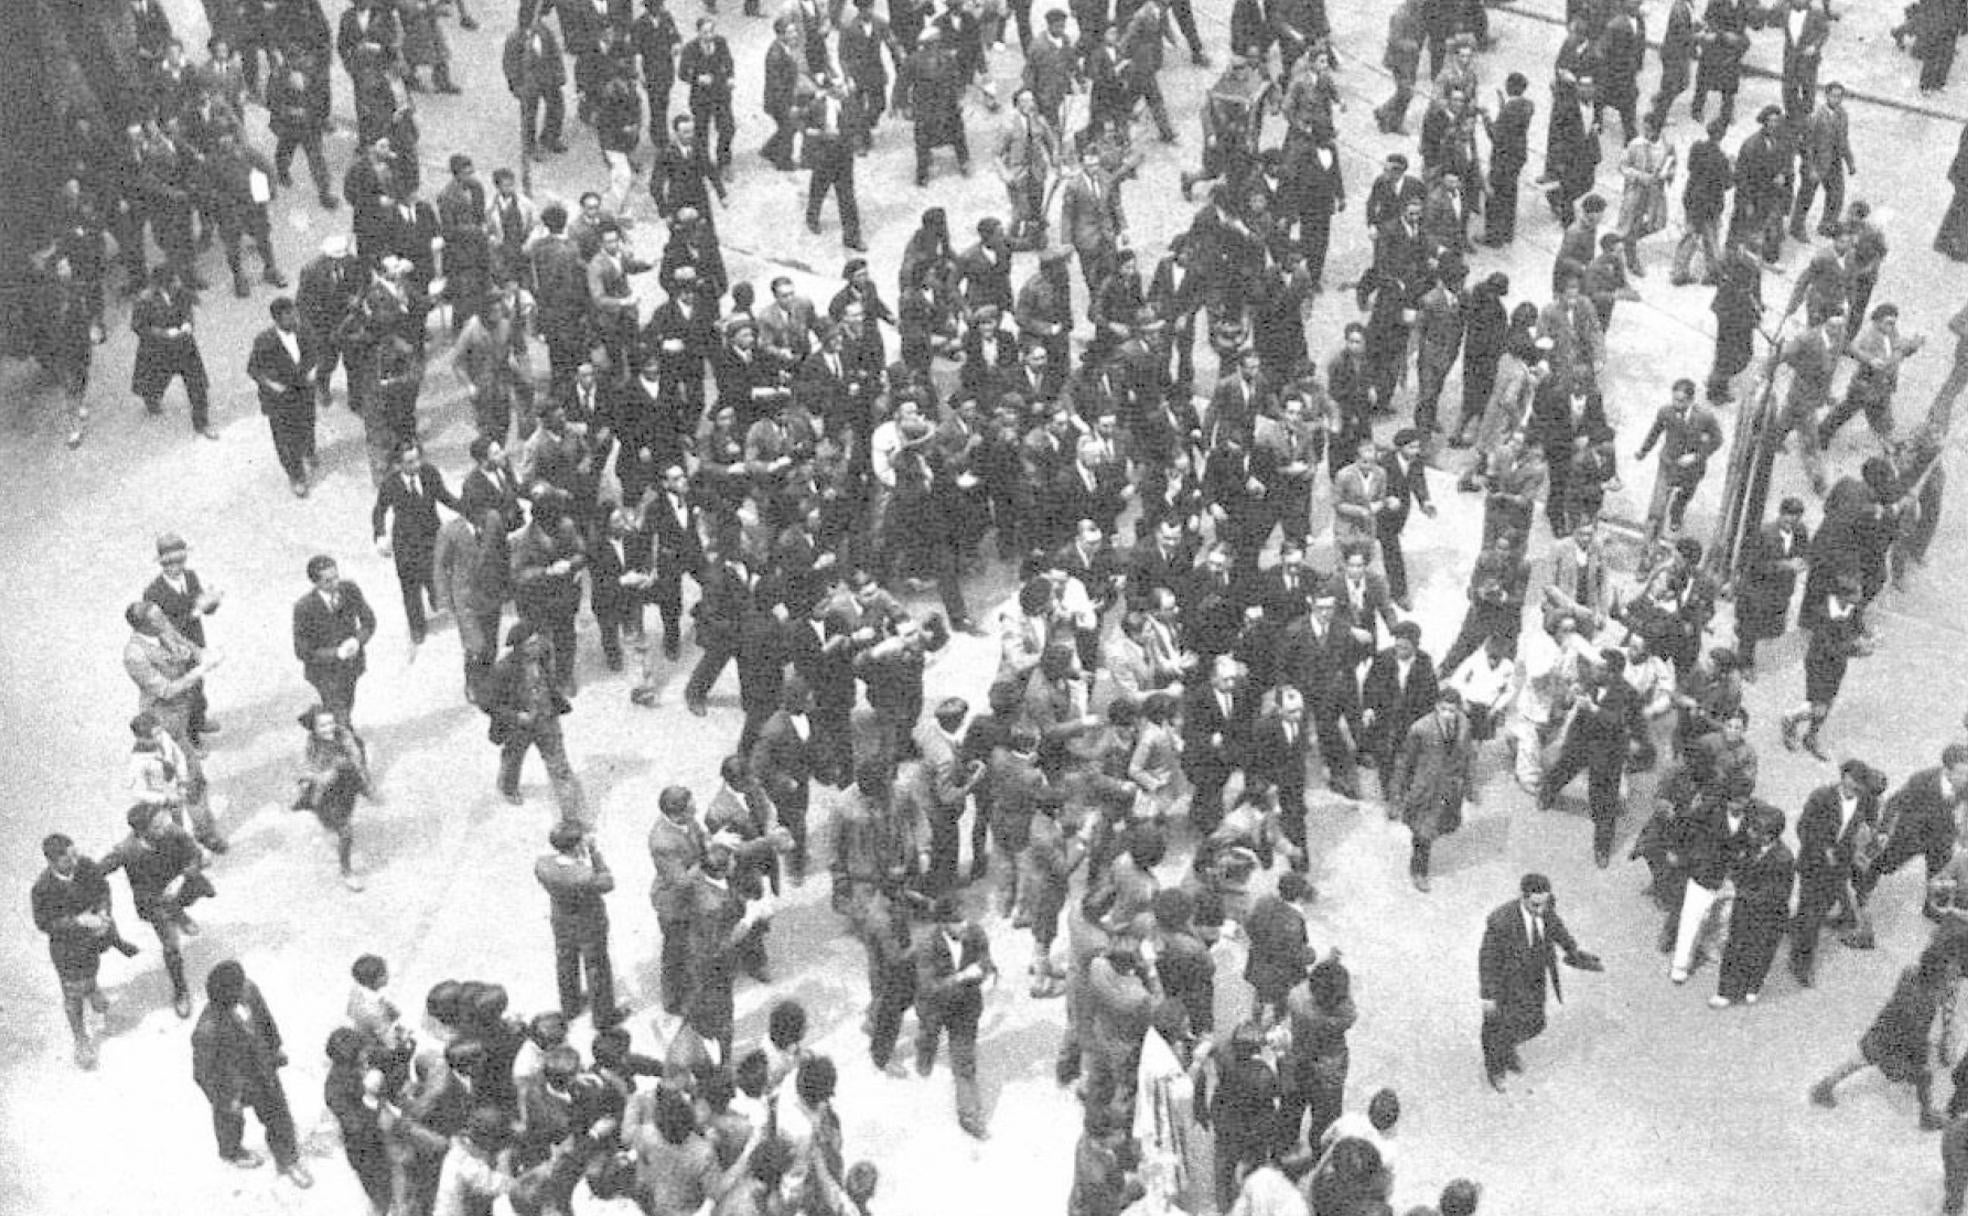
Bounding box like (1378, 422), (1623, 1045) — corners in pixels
(191, 960), (313, 1188)
(1477, 872), (1600, 1090)
(534, 821), (625, 1028)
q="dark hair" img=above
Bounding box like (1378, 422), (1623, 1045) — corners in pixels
(42, 833), (73, 862)
(655, 1088), (698, 1145)
(768, 1000), (808, 1050)
(735, 1049), (770, 1097)
(1368, 1088), (1402, 1131)
(351, 954), (388, 987)
(1520, 872), (1553, 896)
(205, 959), (246, 1005)
(326, 1026), (368, 1067)
(794, 1055), (838, 1107)
(305, 554), (337, 583)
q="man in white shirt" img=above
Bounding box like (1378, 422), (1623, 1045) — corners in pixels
(1448, 634), (1517, 742)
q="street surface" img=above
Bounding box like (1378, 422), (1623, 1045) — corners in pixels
(2, 0), (1967, 1213)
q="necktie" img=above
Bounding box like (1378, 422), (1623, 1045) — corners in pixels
(1530, 915), (1543, 952)
(1284, 721), (1296, 747)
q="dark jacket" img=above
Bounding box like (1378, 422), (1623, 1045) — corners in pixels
(191, 980), (286, 1106)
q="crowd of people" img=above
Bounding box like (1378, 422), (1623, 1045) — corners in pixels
(19, 0), (1968, 1211)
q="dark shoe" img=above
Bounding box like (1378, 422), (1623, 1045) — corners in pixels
(263, 269), (289, 288)
(320, 193), (341, 210)
(1803, 733), (1829, 762)
(1595, 847), (1612, 869)
(844, 236), (867, 252)
(500, 787), (523, 805)
(460, 14), (479, 27)
(686, 698), (708, 717)
(1780, 715), (1801, 751)
(1925, 1110), (1948, 1132)
(115, 937), (141, 958)
(1505, 1051), (1524, 1074)
(199, 835), (230, 855)
(806, 217), (822, 235)
(664, 640), (680, 660)
(960, 1118), (991, 1141)
(1485, 1069), (1507, 1092)
(233, 275), (251, 298)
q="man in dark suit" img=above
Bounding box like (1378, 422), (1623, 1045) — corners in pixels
(530, 204), (592, 400)
(1201, 430), (1277, 572)
(735, 586), (796, 759)
(1790, 761), (1882, 984)
(761, 25), (804, 171)
(460, 434), (526, 530)
(370, 440), (460, 644)
(248, 297), (320, 497)
(1714, 805), (1796, 1007)
(788, 607), (858, 785)
(1361, 622), (1438, 780)
(503, 10), (568, 156)
(295, 235), (364, 410)
(1539, 650), (1642, 867)
(589, 506), (653, 673)
(805, 76), (868, 252)
(192, 960), (312, 1186)
(643, 463), (705, 669)
(1246, 686), (1316, 869)
(1244, 871), (1316, 1015)
(1278, 591), (1364, 799)
(1181, 655), (1252, 835)
(1053, 439), (1131, 541)
(1855, 746), (1968, 919)
(1526, 366), (1610, 535)
(650, 113), (726, 220)
(532, 821), (622, 1025)
(1477, 873), (1598, 1089)
(684, 550), (752, 716)
(1377, 427), (1436, 607)
(678, 17), (736, 172)
(914, 895), (995, 1140)
(292, 555), (377, 726)
(751, 677), (818, 881)
(484, 623), (587, 818)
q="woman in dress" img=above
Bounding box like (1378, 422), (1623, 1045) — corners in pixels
(1779, 573), (1867, 760)
(294, 704), (374, 891)
(1809, 923), (1968, 1127)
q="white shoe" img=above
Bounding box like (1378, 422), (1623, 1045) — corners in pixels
(1670, 968), (1689, 984)
(1708, 994), (1732, 1009)
(1744, 992), (1759, 1005)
